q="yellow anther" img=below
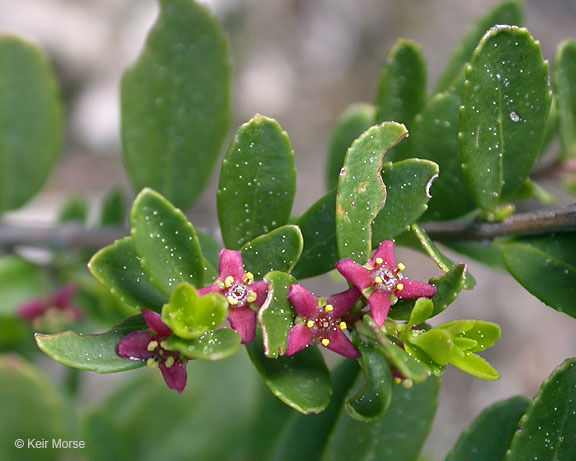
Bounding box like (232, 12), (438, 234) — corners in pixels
(396, 283), (404, 291)
(306, 320), (315, 329)
(227, 295), (239, 306)
(402, 378), (414, 389)
(394, 377), (402, 385)
(244, 272), (254, 284)
(339, 321), (347, 330)
(246, 292), (257, 303)
(324, 304), (334, 312)
(217, 281), (226, 290)
(146, 358), (159, 369)
(321, 339), (330, 347)
(147, 340), (159, 352)
(397, 262), (406, 271)
(374, 276), (383, 284)
(225, 276), (234, 288)
(160, 341), (168, 349)
(165, 356), (175, 369)
(375, 257), (383, 265)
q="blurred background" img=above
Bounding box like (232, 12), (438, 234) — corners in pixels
(1, 0), (575, 459)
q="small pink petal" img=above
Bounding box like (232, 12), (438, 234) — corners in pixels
(228, 307), (257, 344)
(397, 279), (437, 299)
(287, 284), (318, 318)
(372, 241), (396, 269)
(51, 285), (77, 308)
(250, 281), (268, 307)
(325, 329), (360, 359)
(198, 284), (222, 296)
(142, 310), (172, 337)
(368, 291), (391, 328)
(335, 259), (372, 291)
(18, 299), (47, 321)
(218, 249), (246, 281)
(117, 331), (155, 360)
(328, 287), (360, 318)
(159, 359), (188, 394)
(285, 325), (314, 356)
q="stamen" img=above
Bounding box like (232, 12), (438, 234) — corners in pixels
(339, 321), (347, 330)
(396, 283), (404, 291)
(160, 341), (168, 349)
(217, 281), (226, 290)
(224, 276), (234, 288)
(402, 379), (414, 389)
(321, 339), (330, 347)
(227, 295), (239, 305)
(147, 340), (159, 352)
(374, 276), (383, 284)
(244, 272), (254, 284)
(165, 356), (175, 368)
(375, 257), (383, 265)
(246, 292), (257, 303)
(394, 377), (402, 385)
(306, 320), (315, 329)
(146, 358), (159, 369)
(397, 262), (406, 271)
(324, 304), (334, 312)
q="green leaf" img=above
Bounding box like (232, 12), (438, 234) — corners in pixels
(434, 0), (524, 93)
(35, 315), (147, 373)
(460, 26), (551, 210)
(411, 91), (477, 221)
(326, 104), (376, 190)
(372, 159), (438, 241)
(411, 224), (476, 289)
(241, 225), (303, 280)
(446, 241), (506, 270)
(218, 115), (296, 249)
(88, 237), (169, 311)
(100, 188), (126, 227)
(246, 328), (332, 414)
(130, 188), (205, 295)
(161, 283), (227, 339)
(507, 358), (576, 460)
(0, 356), (72, 461)
(121, 0), (230, 209)
(408, 328), (454, 366)
(404, 341), (446, 377)
(321, 377), (440, 461)
(407, 298), (434, 328)
(0, 256), (49, 316)
(292, 188), (338, 279)
(165, 328), (241, 360)
(345, 339), (392, 422)
(449, 348), (500, 380)
(441, 320), (501, 352)
(336, 122), (408, 263)
(375, 40), (427, 162)
(58, 196), (88, 224)
(258, 271), (295, 358)
(554, 40), (576, 160)
(376, 339), (431, 382)
(429, 264), (468, 316)
(0, 36), (63, 213)
(197, 230), (221, 274)
(499, 233), (576, 317)
(446, 396), (529, 461)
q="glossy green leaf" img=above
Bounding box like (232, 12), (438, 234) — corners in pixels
(460, 26), (551, 209)
(554, 40), (576, 160)
(376, 338), (431, 383)
(35, 315), (147, 373)
(446, 396), (529, 461)
(0, 256), (49, 316)
(435, 0), (524, 93)
(407, 298), (434, 328)
(326, 104), (376, 190)
(375, 40), (427, 162)
(411, 91), (477, 221)
(58, 196), (88, 224)
(0, 356), (72, 461)
(241, 225), (303, 280)
(100, 188), (126, 227)
(246, 329), (332, 414)
(346, 339), (392, 422)
(89, 237), (169, 311)
(449, 348), (500, 380)
(218, 115), (296, 249)
(453, 337), (479, 351)
(165, 328), (241, 361)
(411, 224), (476, 289)
(321, 377), (440, 461)
(404, 341), (446, 377)
(121, 0), (230, 209)
(131, 188), (205, 295)
(258, 271), (295, 358)
(161, 283), (227, 339)
(500, 233), (576, 317)
(408, 328), (454, 366)
(372, 159), (438, 241)
(442, 320), (501, 352)
(429, 264), (467, 316)
(292, 189), (338, 279)
(336, 122), (408, 263)
(508, 358), (576, 460)
(446, 241), (506, 270)
(274, 360), (359, 461)
(0, 36), (63, 213)
(197, 231), (221, 274)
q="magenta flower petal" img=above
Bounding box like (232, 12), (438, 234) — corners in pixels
(335, 259), (372, 291)
(286, 324), (314, 356)
(218, 249), (246, 281)
(371, 240), (396, 268)
(250, 281), (269, 307)
(368, 290), (392, 328)
(51, 285), (77, 308)
(228, 306), (257, 344)
(327, 287), (360, 318)
(142, 310), (172, 337)
(398, 279), (437, 299)
(18, 299), (47, 321)
(198, 285), (222, 296)
(325, 329), (360, 358)
(117, 331), (155, 361)
(159, 360), (188, 394)
(288, 284), (318, 317)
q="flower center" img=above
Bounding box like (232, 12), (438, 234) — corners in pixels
(218, 275), (258, 308)
(146, 339), (182, 369)
(372, 266), (403, 292)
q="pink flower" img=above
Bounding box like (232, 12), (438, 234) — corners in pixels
(198, 249), (267, 345)
(18, 285), (83, 329)
(335, 240), (437, 328)
(117, 310), (187, 394)
(286, 284), (360, 359)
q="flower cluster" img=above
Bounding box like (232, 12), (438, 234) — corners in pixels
(18, 285), (83, 331)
